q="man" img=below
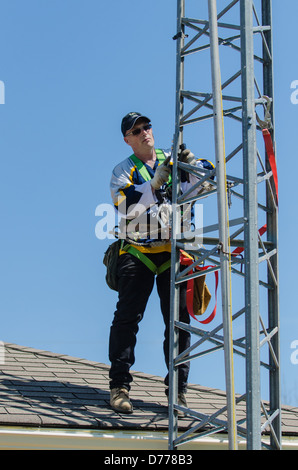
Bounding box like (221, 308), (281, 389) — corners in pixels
(108, 112), (212, 414)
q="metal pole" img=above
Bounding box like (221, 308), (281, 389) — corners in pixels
(208, 0), (238, 451)
(240, 0), (261, 450)
(168, 0), (185, 450)
(262, 0), (281, 449)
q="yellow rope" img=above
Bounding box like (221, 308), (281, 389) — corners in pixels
(220, 85), (238, 449)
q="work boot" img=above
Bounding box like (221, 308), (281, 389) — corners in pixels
(110, 387), (133, 414)
(178, 392), (188, 418)
(166, 391), (188, 418)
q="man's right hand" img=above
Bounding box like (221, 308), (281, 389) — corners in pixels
(150, 157), (171, 190)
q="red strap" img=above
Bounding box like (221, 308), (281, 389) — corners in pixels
(182, 222), (267, 321)
(180, 253), (218, 324)
(232, 224), (267, 257)
(231, 128), (277, 256)
(262, 128), (278, 206)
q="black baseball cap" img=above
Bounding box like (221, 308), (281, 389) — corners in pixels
(121, 112), (150, 136)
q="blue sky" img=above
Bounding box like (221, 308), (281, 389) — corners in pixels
(0, 0), (298, 408)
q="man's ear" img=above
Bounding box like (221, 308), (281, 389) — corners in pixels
(124, 137), (129, 145)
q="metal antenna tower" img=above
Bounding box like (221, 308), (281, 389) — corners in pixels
(169, 0), (280, 450)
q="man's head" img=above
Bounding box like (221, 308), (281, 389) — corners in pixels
(121, 112), (154, 154)
(121, 112), (150, 136)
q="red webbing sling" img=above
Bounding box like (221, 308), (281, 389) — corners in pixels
(256, 97), (278, 206)
(231, 224), (268, 258)
(262, 128), (278, 206)
(232, 126), (278, 257)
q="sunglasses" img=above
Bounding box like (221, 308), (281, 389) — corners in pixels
(125, 123), (152, 137)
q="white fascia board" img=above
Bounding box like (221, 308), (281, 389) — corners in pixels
(0, 427), (297, 451)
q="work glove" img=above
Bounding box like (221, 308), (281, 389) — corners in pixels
(197, 181), (214, 194)
(178, 148), (196, 182)
(150, 156), (171, 190)
(178, 148), (196, 166)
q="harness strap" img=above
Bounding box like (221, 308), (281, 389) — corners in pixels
(129, 149), (172, 185)
(122, 243), (171, 275)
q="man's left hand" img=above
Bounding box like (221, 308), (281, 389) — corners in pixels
(178, 149), (196, 166)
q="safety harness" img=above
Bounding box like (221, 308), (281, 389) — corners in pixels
(120, 149), (172, 276)
(118, 151), (218, 322)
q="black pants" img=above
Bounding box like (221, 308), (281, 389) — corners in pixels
(108, 251), (191, 392)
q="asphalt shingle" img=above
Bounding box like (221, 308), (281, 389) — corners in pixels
(0, 342), (297, 437)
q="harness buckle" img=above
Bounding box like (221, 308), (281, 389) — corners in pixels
(256, 95), (272, 130)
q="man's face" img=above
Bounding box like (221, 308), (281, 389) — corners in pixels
(124, 118), (154, 153)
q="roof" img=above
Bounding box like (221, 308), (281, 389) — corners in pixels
(0, 343), (298, 448)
